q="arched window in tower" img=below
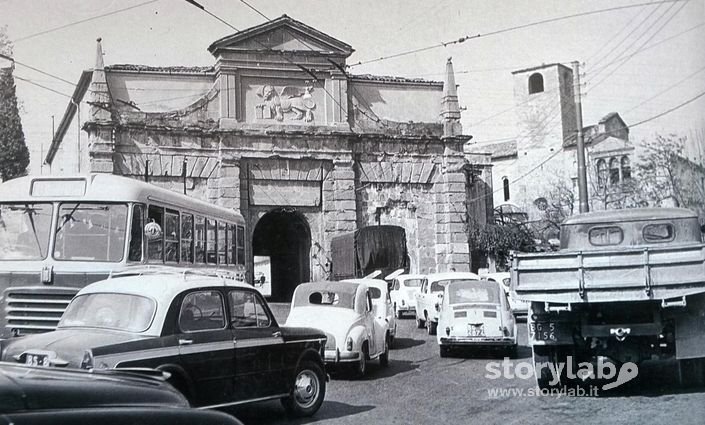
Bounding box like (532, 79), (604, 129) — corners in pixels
(621, 156), (631, 181)
(529, 73), (544, 94)
(609, 157), (620, 185)
(596, 159), (607, 188)
(502, 177), (510, 202)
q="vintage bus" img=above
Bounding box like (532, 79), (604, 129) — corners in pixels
(0, 174), (246, 338)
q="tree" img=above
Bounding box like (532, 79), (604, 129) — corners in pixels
(468, 216), (535, 271)
(635, 134), (705, 218)
(0, 26), (29, 181)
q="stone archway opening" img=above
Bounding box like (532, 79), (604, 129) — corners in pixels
(252, 209), (311, 302)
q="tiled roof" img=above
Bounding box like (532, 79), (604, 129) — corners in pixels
(350, 74), (442, 85)
(106, 64), (215, 74)
(467, 140), (517, 159)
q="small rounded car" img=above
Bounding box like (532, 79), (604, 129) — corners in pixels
(347, 278), (397, 345)
(415, 272), (480, 335)
(0, 269), (327, 418)
(483, 271), (529, 318)
(389, 273), (424, 318)
(286, 281), (390, 377)
(436, 280), (518, 358)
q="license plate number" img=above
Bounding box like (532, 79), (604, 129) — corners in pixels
(25, 354), (49, 367)
(467, 324), (485, 337)
(529, 322), (557, 341)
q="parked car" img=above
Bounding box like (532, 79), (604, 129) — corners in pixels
(0, 362), (243, 425)
(415, 272), (480, 335)
(286, 281), (390, 377)
(348, 278), (397, 345)
(0, 269), (327, 418)
(436, 280), (518, 357)
(482, 272), (529, 318)
(389, 273), (424, 318)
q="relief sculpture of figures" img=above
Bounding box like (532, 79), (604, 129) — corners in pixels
(256, 85), (316, 122)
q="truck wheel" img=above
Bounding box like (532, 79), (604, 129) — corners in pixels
(281, 360), (326, 417)
(679, 358), (705, 388)
(532, 346), (566, 390)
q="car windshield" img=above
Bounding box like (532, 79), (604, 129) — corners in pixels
(295, 286), (357, 309)
(403, 278), (422, 288)
(54, 203), (128, 262)
(0, 203), (53, 260)
(448, 282), (499, 305)
(431, 279), (477, 292)
(59, 293), (156, 332)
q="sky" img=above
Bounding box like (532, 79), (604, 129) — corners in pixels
(1, 0), (704, 173)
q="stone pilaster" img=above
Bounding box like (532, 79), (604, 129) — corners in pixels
(87, 126), (115, 174)
(213, 156), (241, 210)
(433, 157), (471, 272)
(322, 158), (357, 252)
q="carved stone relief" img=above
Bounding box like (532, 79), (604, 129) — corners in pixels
(255, 85), (316, 122)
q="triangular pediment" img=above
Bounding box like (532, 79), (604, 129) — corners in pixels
(208, 15), (354, 57)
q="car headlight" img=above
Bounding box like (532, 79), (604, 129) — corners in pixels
(346, 337), (353, 351)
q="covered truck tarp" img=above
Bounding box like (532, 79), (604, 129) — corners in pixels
(331, 225), (409, 280)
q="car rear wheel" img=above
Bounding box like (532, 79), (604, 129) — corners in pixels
(380, 336), (390, 367)
(282, 361), (326, 417)
(395, 305), (403, 319)
(426, 320), (437, 335)
(416, 316), (425, 329)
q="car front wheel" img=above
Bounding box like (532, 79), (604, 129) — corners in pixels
(416, 315), (425, 329)
(282, 361), (326, 417)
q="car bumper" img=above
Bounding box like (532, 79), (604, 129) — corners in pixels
(324, 349), (361, 364)
(439, 336), (516, 347)
(396, 305), (415, 312)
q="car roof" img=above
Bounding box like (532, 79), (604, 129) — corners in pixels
(562, 207), (697, 225)
(396, 274), (425, 281)
(296, 280), (364, 293)
(426, 272), (480, 282)
(77, 273), (254, 302)
(344, 278), (387, 290)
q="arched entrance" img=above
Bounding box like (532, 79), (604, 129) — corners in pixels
(252, 209), (311, 302)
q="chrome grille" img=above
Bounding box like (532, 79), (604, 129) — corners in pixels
(5, 289), (76, 335)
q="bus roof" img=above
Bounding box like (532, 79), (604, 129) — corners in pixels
(0, 174), (243, 223)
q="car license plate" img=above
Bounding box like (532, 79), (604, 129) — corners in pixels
(25, 353), (49, 367)
(529, 322), (557, 341)
(468, 324), (485, 337)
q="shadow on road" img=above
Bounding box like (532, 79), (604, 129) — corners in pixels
(391, 337), (425, 350)
(331, 359), (420, 381)
(596, 359), (705, 398)
(229, 400), (374, 424)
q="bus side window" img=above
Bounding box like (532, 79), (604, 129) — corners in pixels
(181, 213), (194, 263)
(128, 204), (144, 262)
(206, 218), (217, 265)
(147, 206), (164, 262)
(236, 225), (245, 265)
(195, 216), (205, 264)
(164, 209), (179, 263)
(217, 222), (226, 265)
(229, 224), (236, 265)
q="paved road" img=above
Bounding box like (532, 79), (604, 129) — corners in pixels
(226, 303), (705, 425)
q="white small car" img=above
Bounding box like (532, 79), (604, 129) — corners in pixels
(347, 278), (397, 345)
(389, 274), (424, 319)
(437, 280), (517, 357)
(415, 272), (480, 335)
(483, 272), (529, 318)
(286, 281), (390, 377)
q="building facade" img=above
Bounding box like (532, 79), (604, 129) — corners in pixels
(47, 16), (493, 300)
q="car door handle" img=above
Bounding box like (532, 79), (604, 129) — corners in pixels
(178, 339), (193, 345)
(272, 331), (282, 338)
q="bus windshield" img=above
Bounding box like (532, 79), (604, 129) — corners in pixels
(0, 203), (53, 260)
(54, 203), (128, 262)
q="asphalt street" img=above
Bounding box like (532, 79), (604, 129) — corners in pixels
(226, 303), (705, 425)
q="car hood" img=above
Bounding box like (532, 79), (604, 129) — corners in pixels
(1, 328), (148, 367)
(286, 307), (360, 343)
(0, 362), (188, 412)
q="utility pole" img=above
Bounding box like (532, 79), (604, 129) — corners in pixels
(572, 61), (589, 213)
